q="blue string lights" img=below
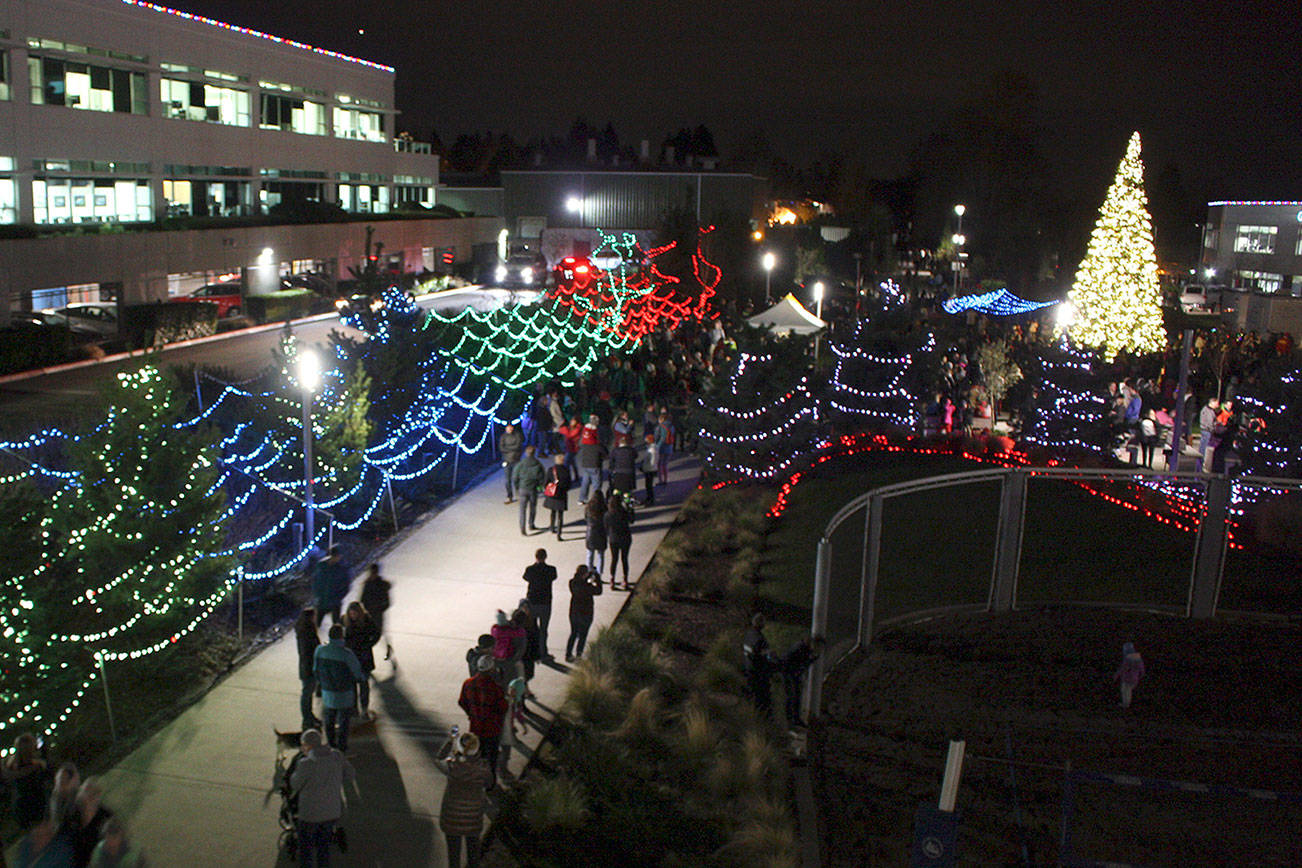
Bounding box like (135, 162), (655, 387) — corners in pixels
(941, 288), (1058, 317)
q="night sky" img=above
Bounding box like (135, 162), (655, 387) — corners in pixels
(176, 0), (1297, 203)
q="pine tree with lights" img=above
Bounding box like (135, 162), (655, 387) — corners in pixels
(0, 479), (46, 715)
(37, 366), (232, 689)
(1233, 354), (1302, 478)
(1063, 131), (1166, 361)
(694, 343), (820, 481)
(1021, 339), (1110, 454)
(825, 311), (936, 434)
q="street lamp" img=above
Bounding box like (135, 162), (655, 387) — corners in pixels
(297, 349), (322, 551)
(762, 251), (777, 305)
(953, 204), (966, 294)
(812, 281), (826, 362)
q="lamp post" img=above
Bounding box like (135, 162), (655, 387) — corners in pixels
(953, 204), (966, 294)
(566, 195), (583, 229)
(297, 349), (322, 551)
(762, 251), (776, 305)
(812, 281), (825, 362)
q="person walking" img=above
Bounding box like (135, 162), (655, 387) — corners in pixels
(575, 417), (607, 504)
(607, 435), (637, 499)
(358, 564), (393, 664)
(437, 732), (491, 868)
(3, 733), (49, 832)
(543, 454), (572, 540)
(289, 728), (355, 868)
(1115, 641), (1145, 708)
(654, 411), (675, 487)
(70, 778), (112, 868)
(458, 656), (509, 790)
(295, 608), (321, 732)
(498, 423), (524, 504)
(780, 637), (823, 729)
(512, 446), (545, 535)
(1197, 397), (1220, 470)
(313, 624), (364, 752)
(742, 614), (775, 717)
(522, 549), (558, 660)
(639, 434), (658, 505)
(88, 817), (146, 868)
(566, 566), (603, 662)
(343, 602), (381, 718)
(312, 547), (350, 626)
(605, 494), (634, 589)
(584, 492), (608, 575)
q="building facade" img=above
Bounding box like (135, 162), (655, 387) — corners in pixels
(1200, 201), (1302, 296)
(0, 0), (487, 313)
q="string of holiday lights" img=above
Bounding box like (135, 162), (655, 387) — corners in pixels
(941, 288), (1058, 317)
(826, 320), (934, 429)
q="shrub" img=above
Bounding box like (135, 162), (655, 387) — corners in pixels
(244, 289), (315, 323)
(0, 325), (72, 374)
(521, 775), (590, 833)
(586, 622), (666, 690)
(120, 301), (218, 348)
(563, 661), (624, 729)
(680, 700), (720, 763)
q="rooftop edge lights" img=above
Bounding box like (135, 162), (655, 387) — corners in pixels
(1206, 201), (1302, 207)
(121, 1), (395, 73)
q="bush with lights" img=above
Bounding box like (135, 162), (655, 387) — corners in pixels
(1019, 339), (1111, 454)
(825, 300), (937, 434)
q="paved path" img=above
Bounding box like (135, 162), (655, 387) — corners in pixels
(94, 457), (698, 867)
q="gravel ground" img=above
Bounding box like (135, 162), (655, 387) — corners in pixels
(814, 607), (1302, 866)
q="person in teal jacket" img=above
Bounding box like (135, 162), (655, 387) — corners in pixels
(313, 624), (364, 752)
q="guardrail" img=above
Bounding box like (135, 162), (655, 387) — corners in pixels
(805, 466), (1302, 717)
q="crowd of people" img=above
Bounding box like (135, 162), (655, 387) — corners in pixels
(1, 743), (145, 867)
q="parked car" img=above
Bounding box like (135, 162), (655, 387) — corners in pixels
(43, 302), (119, 336)
(173, 282), (244, 317)
(552, 255), (601, 294)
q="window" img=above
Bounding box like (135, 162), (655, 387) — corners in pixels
(1234, 225), (1277, 254)
(338, 183), (389, 213)
(333, 107), (385, 142)
(28, 56), (147, 114)
(1236, 270), (1282, 293)
(32, 177), (152, 224)
(161, 78), (250, 126)
(0, 51), (9, 101)
(1296, 234), (1302, 257)
(260, 94), (325, 135)
(163, 179), (251, 217)
(0, 174), (15, 224)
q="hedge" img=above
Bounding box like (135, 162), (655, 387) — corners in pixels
(121, 301), (219, 349)
(244, 290), (315, 324)
(0, 324), (73, 375)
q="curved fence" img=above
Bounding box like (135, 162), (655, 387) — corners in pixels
(805, 466), (1302, 715)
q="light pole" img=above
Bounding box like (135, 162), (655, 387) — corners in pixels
(953, 204), (966, 294)
(762, 251), (776, 305)
(566, 195), (583, 229)
(297, 349), (322, 551)
(812, 281), (825, 363)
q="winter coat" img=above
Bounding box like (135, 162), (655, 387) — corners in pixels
(569, 573), (603, 622)
(585, 509), (608, 551)
(344, 612), (382, 672)
(543, 463), (572, 511)
(576, 441), (606, 471)
(605, 504), (633, 547)
(1115, 651), (1146, 686)
(311, 557), (350, 611)
(608, 444), (638, 490)
(511, 456), (546, 494)
(359, 575), (391, 632)
(313, 639), (364, 710)
(498, 427), (525, 463)
(439, 755), (491, 836)
(297, 625), (320, 681)
(491, 623), (526, 661)
(523, 562), (558, 606)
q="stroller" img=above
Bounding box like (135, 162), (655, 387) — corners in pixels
(277, 746), (347, 859)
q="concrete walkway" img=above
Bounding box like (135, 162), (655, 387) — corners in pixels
(95, 457), (699, 867)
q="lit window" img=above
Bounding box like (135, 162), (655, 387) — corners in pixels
(28, 55), (148, 114)
(161, 78), (250, 125)
(332, 107), (385, 142)
(260, 94), (326, 135)
(32, 177), (152, 224)
(0, 51), (9, 101)
(1236, 270), (1282, 293)
(1233, 225), (1277, 254)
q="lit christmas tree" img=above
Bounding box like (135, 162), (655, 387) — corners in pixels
(825, 312), (935, 433)
(695, 346), (820, 481)
(1021, 340), (1110, 454)
(1063, 132), (1166, 361)
(1234, 355), (1302, 477)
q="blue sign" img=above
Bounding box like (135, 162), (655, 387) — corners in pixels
(911, 804), (960, 867)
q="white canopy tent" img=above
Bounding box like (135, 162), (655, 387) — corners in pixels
(746, 293), (826, 335)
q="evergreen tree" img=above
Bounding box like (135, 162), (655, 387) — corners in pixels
(1063, 132), (1166, 361)
(825, 314), (936, 433)
(1021, 340), (1111, 454)
(1235, 353), (1302, 477)
(39, 365), (232, 681)
(695, 343), (820, 481)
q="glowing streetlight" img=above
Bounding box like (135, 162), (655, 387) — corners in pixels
(1055, 301), (1077, 331)
(297, 349), (322, 550)
(952, 203), (967, 294)
(762, 251), (776, 305)
(565, 196), (582, 213)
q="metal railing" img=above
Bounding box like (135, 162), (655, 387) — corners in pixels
(805, 466), (1302, 717)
